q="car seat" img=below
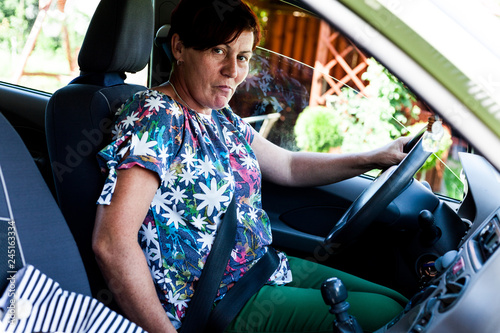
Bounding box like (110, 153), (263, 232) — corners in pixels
(45, 0), (153, 309)
(0, 112), (90, 296)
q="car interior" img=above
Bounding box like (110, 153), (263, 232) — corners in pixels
(1, 0), (500, 332)
(44, 0), (153, 309)
(0, 111), (90, 296)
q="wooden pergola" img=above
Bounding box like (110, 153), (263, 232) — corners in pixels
(309, 21), (368, 106)
(262, 7), (369, 108)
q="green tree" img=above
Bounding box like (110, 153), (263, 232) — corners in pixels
(0, 0), (38, 53)
(326, 58), (420, 153)
(294, 106), (344, 153)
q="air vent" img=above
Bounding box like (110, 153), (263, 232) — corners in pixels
(469, 216), (500, 270)
(438, 276), (468, 312)
(477, 217), (500, 262)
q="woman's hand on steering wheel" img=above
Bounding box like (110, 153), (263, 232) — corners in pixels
(325, 129), (432, 251)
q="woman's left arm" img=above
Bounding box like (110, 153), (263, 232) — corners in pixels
(251, 131), (410, 187)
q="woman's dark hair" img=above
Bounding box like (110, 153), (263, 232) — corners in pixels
(167, 0), (261, 51)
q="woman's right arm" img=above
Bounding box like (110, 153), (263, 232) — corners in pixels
(92, 166), (177, 333)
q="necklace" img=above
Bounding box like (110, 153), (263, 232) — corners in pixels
(169, 81), (192, 110)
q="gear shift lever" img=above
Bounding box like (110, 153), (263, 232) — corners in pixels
(321, 277), (363, 333)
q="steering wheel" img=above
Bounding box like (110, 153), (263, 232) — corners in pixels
(325, 127), (430, 250)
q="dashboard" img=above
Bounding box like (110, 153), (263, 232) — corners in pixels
(378, 154), (500, 333)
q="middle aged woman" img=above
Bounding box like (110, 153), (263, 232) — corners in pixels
(92, 1), (410, 332)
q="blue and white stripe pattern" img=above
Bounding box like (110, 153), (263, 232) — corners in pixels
(0, 265), (146, 333)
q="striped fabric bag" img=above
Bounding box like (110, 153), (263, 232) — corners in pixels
(0, 265), (146, 333)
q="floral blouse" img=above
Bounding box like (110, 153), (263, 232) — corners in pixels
(97, 89), (292, 328)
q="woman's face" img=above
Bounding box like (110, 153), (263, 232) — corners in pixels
(174, 30), (254, 113)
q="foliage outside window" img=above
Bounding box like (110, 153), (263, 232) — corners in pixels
(294, 58), (463, 200)
(295, 59), (419, 153)
(294, 106), (344, 153)
(0, 0), (145, 93)
(0, 0), (99, 92)
(326, 58), (420, 152)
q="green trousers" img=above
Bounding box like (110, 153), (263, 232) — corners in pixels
(225, 256), (408, 333)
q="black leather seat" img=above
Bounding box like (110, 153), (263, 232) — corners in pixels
(0, 112), (90, 296)
(45, 0), (153, 308)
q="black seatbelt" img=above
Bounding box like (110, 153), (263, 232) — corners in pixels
(206, 248), (280, 332)
(182, 196), (280, 333)
(181, 111), (281, 333)
(181, 197), (238, 333)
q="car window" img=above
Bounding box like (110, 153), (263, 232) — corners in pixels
(232, 1), (467, 201)
(0, 0), (147, 93)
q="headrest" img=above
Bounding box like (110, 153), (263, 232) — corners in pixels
(78, 0), (154, 74)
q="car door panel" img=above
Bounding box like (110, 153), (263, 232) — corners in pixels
(0, 84), (52, 191)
